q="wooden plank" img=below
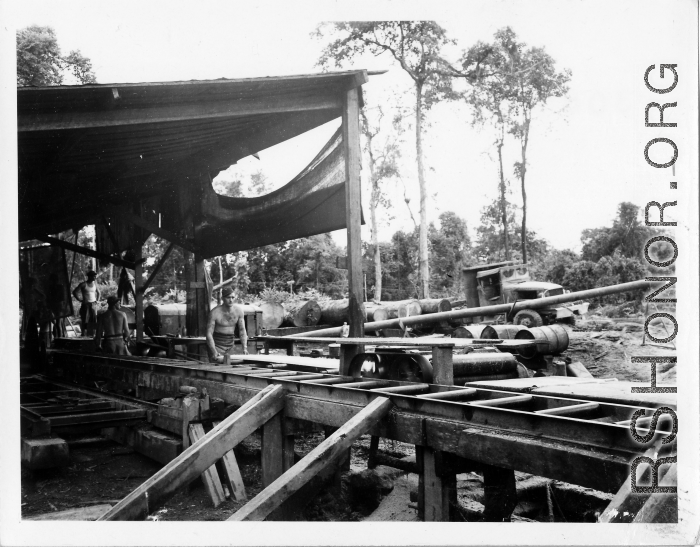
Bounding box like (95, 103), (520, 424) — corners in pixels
(262, 412), (293, 488)
(98, 384), (286, 520)
(213, 421), (247, 502)
(335, 380), (391, 389)
(298, 376), (354, 384)
(48, 409), (146, 426)
(632, 463), (678, 523)
(231, 354), (340, 369)
(189, 423), (226, 507)
(228, 396), (393, 521)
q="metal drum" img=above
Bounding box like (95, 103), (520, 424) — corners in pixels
(481, 324), (530, 339)
(515, 324), (569, 355)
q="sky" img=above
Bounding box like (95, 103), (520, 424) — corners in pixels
(4, 0), (696, 254)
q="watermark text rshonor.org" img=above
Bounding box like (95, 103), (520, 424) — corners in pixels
(629, 63), (679, 494)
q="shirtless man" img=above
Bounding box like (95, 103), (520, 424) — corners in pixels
(72, 270), (100, 337)
(95, 296), (130, 355)
(206, 286), (248, 363)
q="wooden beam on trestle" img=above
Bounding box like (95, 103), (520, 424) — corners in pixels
(98, 384), (285, 521)
(228, 396), (393, 521)
(340, 85), (364, 375)
(189, 423), (226, 507)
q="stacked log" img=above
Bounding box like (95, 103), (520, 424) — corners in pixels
(318, 299), (367, 326)
(372, 299), (422, 322)
(282, 300), (322, 328)
(258, 302), (285, 329)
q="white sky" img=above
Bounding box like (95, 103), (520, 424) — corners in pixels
(4, 0), (695, 252)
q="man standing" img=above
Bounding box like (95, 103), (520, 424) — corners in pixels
(206, 286), (248, 363)
(73, 270), (100, 337)
(95, 296), (130, 355)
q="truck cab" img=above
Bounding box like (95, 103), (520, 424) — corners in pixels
(463, 262), (588, 326)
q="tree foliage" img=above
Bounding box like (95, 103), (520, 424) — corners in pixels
(316, 21), (454, 298)
(451, 27), (570, 263)
(17, 25), (96, 86)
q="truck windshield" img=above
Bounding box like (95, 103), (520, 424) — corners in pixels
(544, 288), (564, 297)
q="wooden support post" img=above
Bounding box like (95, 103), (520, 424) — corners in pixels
(416, 446), (425, 520)
(229, 396), (393, 521)
(431, 346), (453, 385)
(189, 423), (226, 507)
(481, 463), (517, 522)
(421, 447), (456, 522)
(99, 384), (286, 521)
(342, 85), (364, 371)
(135, 245), (144, 343)
(367, 436), (380, 469)
(262, 412), (295, 488)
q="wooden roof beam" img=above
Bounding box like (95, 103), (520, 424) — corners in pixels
(30, 235), (136, 270)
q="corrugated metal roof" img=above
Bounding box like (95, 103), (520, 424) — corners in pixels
(17, 70), (368, 244)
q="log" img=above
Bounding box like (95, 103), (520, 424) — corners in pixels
(228, 396), (393, 521)
(363, 302), (382, 322)
(282, 300), (322, 328)
(318, 299), (368, 326)
(373, 299), (422, 322)
(259, 302), (284, 329)
(418, 298), (452, 314)
(99, 384), (285, 521)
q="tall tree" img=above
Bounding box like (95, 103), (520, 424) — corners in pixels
(449, 28), (570, 263)
(316, 21), (454, 298)
(17, 25), (96, 86)
(361, 104), (403, 301)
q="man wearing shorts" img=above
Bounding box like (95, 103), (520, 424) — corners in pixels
(95, 296), (130, 355)
(206, 286), (248, 363)
(73, 270), (100, 337)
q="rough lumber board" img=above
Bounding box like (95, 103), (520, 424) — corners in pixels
(213, 421), (247, 502)
(99, 384), (285, 520)
(189, 423), (226, 507)
(633, 463), (678, 523)
(422, 447), (456, 522)
(102, 425), (181, 465)
(228, 396), (393, 521)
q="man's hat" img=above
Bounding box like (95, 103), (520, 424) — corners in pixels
(87, 270), (97, 278)
(107, 295), (119, 306)
(221, 286), (234, 298)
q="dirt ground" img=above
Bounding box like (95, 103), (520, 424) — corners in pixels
(21, 313), (675, 522)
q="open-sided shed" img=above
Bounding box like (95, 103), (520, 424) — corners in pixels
(18, 70), (370, 342)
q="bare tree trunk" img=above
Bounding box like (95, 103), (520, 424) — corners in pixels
(519, 117), (531, 264)
(368, 155), (382, 301)
(496, 122), (509, 261)
(415, 82), (430, 298)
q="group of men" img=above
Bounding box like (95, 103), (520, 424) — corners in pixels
(73, 272), (247, 361)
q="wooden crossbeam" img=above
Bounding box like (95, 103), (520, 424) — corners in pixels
(416, 389), (478, 401)
(189, 423), (226, 507)
(370, 384), (431, 395)
(228, 396), (393, 521)
(469, 395), (533, 408)
(31, 235), (135, 269)
(535, 402), (600, 417)
(99, 384), (285, 520)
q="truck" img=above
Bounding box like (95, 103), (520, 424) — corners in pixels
(461, 261), (589, 327)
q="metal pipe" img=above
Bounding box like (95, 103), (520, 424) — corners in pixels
(291, 279), (654, 338)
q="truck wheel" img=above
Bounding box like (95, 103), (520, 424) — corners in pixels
(513, 309), (543, 328)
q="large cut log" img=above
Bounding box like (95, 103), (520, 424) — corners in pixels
(318, 299), (368, 326)
(99, 384), (285, 521)
(228, 396), (393, 521)
(282, 300), (322, 327)
(259, 302), (284, 329)
(372, 299), (422, 322)
(418, 298), (452, 314)
(363, 302), (381, 322)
